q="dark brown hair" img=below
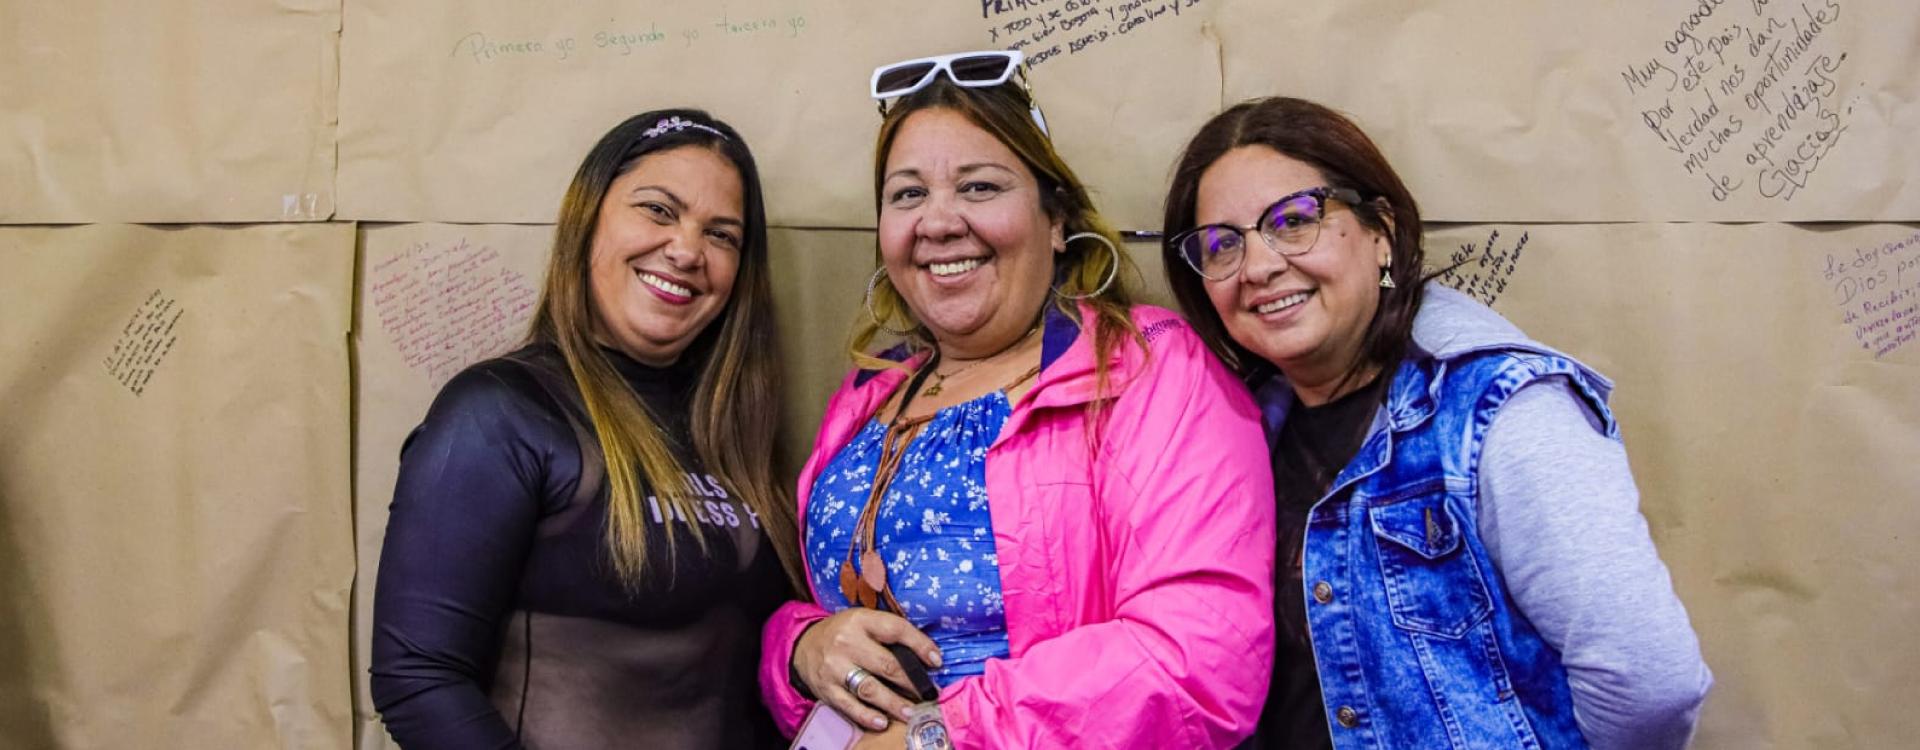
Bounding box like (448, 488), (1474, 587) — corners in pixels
(528, 108), (802, 593)
(1160, 97), (1425, 384)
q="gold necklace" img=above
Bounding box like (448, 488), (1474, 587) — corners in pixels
(924, 321), (1042, 397)
(923, 358), (986, 396)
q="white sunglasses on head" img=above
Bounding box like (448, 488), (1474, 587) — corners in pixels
(869, 50), (1049, 136)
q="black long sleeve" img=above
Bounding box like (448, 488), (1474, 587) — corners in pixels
(368, 345), (788, 749)
(370, 359), (567, 749)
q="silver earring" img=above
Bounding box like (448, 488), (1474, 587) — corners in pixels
(1052, 232), (1120, 301)
(864, 268), (915, 335)
(1379, 256), (1396, 289)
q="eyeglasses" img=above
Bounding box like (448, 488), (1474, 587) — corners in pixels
(1170, 186), (1366, 281)
(870, 50), (1050, 136)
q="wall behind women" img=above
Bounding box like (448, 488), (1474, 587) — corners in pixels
(3, 0), (1916, 747)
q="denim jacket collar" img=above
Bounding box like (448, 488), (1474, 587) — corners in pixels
(1251, 284), (1618, 501)
(1251, 284), (1612, 438)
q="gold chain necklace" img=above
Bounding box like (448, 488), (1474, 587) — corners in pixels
(924, 319), (1043, 397)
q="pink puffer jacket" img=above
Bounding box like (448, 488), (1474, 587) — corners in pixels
(760, 305), (1275, 749)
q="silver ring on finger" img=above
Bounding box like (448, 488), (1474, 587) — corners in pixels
(843, 666), (874, 695)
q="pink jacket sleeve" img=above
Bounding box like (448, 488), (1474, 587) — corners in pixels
(760, 599), (830, 735)
(938, 326), (1277, 749)
(758, 367), (875, 736)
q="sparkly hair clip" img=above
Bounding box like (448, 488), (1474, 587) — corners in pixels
(642, 115), (729, 141)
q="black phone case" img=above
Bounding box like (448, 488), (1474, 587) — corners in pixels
(882, 643), (940, 704)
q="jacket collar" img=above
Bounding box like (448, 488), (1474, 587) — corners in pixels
(1252, 283), (1610, 437)
(846, 301), (1133, 416)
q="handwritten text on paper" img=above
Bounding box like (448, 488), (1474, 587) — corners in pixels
(1825, 231), (1920, 358)
(372, 238), (539, 385)
(103, 290), (183, 397)
(1436, 229), (1530, 307)
(983, 0), (1207, 68)
(1620, 0), (1858, 204)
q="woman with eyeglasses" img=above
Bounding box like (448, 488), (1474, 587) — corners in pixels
(369, 110), (803, 749)
(1160, 97), (1712, 749)
(758, 51), (1275, 749)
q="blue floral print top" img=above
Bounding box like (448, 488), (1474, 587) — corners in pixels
(805, 390), (1013, 688)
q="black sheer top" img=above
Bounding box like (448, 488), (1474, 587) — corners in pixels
(369, 343), (789, 749)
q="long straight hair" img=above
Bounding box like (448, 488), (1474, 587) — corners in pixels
(528, 108), (803, 593)
(853, 79), (1145, 419)
(1161, 97), (1427, 386)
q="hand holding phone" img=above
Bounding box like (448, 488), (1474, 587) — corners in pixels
(790, 644), (946, 750)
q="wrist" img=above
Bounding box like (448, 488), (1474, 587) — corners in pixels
(789, 620), (825, 699)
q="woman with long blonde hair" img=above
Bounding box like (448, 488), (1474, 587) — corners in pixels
(371, 108), (803, 749)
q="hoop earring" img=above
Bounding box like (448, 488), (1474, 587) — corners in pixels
(1052, 232), (1120, 301)
(864, 268), (915, 335)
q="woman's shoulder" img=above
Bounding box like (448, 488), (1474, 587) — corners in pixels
(1411, 285), (1541, 362)
(400, 344), (580, 475)
(1111, 304), (1222, 377)
(1081, 304), (1250, 415)
(429, 342), (576, 426)
(1127, 304), (1201, 347)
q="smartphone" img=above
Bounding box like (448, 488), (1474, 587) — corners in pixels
(790, 703), (861, 750)
(791, 644), (938, 750)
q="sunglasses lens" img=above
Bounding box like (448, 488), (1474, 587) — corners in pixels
(949, 53), (1015, 83)
(876, 62), (938, 96)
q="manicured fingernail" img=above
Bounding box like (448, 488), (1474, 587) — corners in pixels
(899, 707), (917, 720)
(926, 650), (944, 668)
(871, 717), (889, 729)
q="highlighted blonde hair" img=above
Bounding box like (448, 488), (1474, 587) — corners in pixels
(529, 108), (803, 593)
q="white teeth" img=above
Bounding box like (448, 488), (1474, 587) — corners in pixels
(929, 258), (984, 277)
(1256, 291), (1311, 314)
(637, 271), (692, 297)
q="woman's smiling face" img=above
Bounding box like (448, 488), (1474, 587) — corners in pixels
(588, 145), (745, 366)
(876, 107), (1063, 357)
(1195, 145), (1390, 390)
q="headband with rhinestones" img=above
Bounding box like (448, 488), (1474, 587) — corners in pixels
(642, 115), (729, 141)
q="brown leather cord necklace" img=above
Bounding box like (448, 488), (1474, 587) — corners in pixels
(838, 353), (1043, 614)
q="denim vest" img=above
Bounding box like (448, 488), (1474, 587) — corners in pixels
(1256, 339), (1616, 749)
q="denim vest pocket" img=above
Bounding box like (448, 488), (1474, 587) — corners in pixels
(1368, 493), (1493, 638)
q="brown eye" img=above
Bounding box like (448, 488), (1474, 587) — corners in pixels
(959, 181), (1003, 198)
(706, 229), (743, 251)
(888, 186), (927, 207)
(639, 201), (675, 222)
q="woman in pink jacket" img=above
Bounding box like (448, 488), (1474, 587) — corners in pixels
(758, 50), (1276, 749)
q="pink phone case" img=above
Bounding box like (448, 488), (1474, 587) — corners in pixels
(790, 703), (861, 750)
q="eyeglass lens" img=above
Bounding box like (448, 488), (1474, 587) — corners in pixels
(1261, 193), (1324, 249)
(1181, 192), (1326, 279)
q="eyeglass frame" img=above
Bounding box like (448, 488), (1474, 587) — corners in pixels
(869, 49), (1050, 136)
(1169, 186), (1369, 281)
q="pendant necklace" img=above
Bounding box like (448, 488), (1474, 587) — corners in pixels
(924, 320), (1042, 397)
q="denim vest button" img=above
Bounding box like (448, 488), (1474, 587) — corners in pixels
(1336, 705), (1359, 727)
(1312, 581), (1333, 604)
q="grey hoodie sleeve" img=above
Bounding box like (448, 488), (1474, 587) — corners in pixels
(1477, 378), (1713, 750)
